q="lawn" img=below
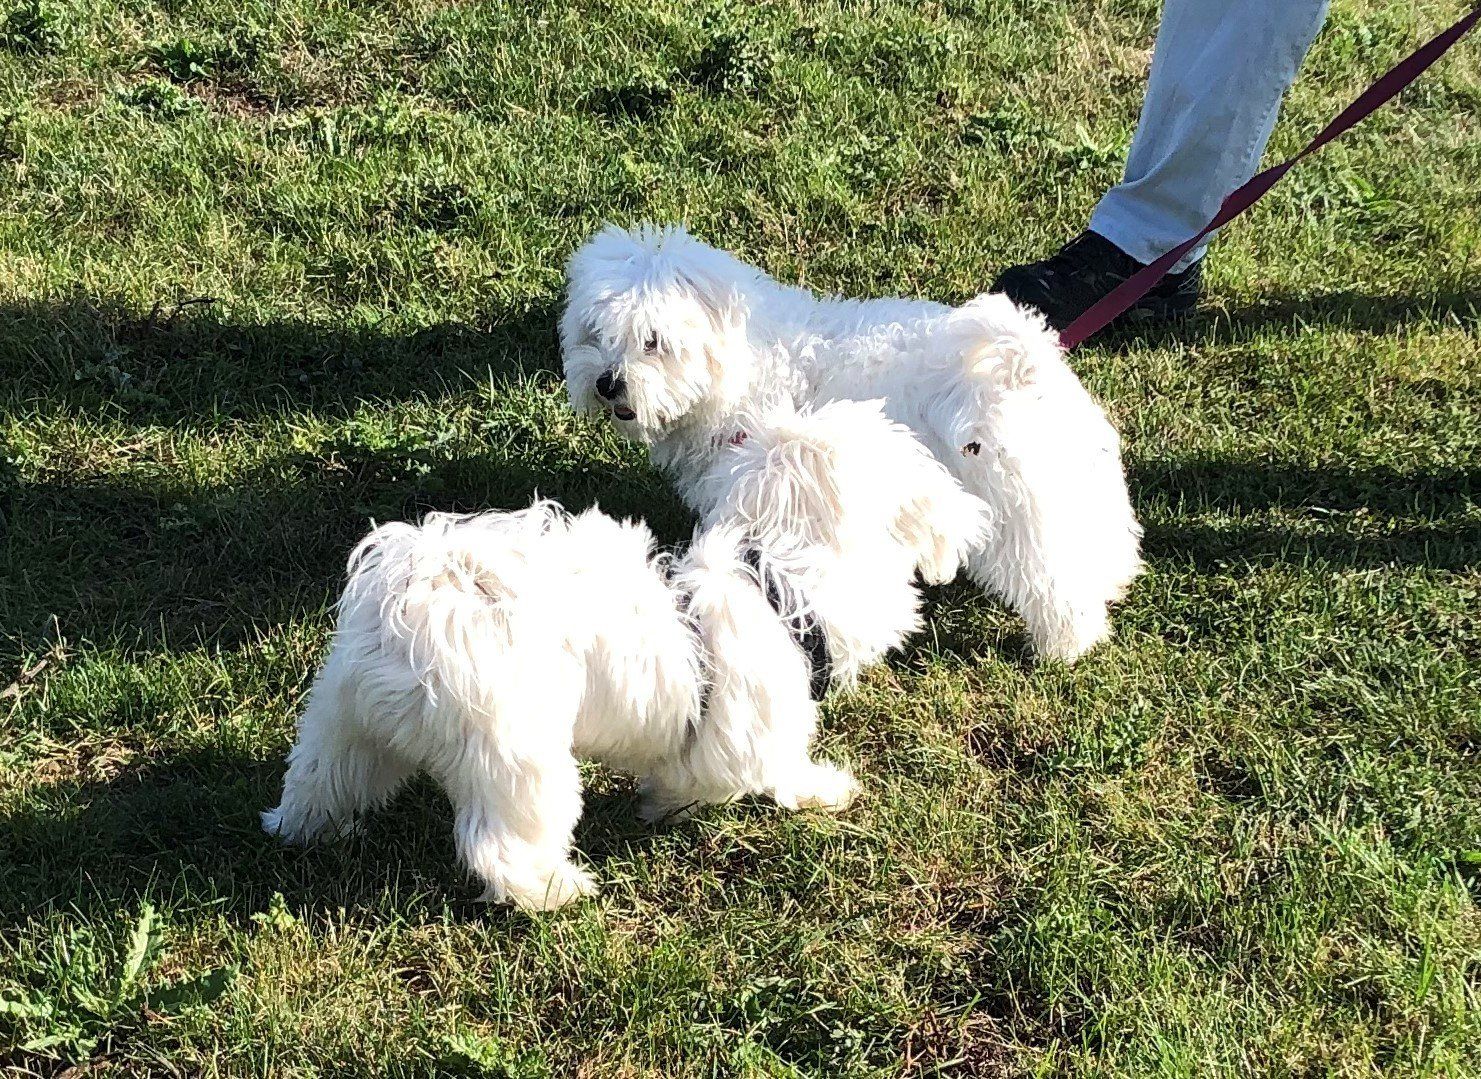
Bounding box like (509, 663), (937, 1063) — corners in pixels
(1, 0), (1478, 1074)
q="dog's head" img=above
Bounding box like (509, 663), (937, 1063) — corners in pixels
(560, 224), (758, 443)
(701, 399), (991, 584)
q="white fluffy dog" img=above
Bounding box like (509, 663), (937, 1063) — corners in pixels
(263, 399), (988, 910)
(561, 225), (1143, 661)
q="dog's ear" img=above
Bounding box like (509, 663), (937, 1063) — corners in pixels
(673, 254), (748, 337)
(892, 452), (992, 585)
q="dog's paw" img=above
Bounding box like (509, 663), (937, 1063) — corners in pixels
(489, 863), (599, 912)
(637, 793), (700, 825)
(773, 763), (857, 813)
(1034, 605), (1111, 665)
(636, 777), (711, 825)
(261, 806), (329, 845)
(260, 807), (290, 840)
(261, 806), (361, 845)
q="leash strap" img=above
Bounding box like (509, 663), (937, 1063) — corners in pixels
(740, 546), (833, 701)
(1058, 4), (1481, 350)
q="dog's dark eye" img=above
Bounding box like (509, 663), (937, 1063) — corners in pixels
(644, 332), (660, 354)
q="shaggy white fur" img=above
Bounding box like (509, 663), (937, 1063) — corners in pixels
(560, 224), (1144, 661)
(263, 399), (988, 910)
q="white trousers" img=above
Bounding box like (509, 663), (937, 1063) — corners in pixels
(1088, 0), (1331, 271)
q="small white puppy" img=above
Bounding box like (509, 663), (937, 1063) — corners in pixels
(561, 224), (1143, 661)
(263, 399), (988, 910)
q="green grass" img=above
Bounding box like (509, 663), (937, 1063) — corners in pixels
(1, 0), (1478, 1074)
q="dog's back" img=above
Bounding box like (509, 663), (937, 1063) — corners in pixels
(263, 498), (699, 908)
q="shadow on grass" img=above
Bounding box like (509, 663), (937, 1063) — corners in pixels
(1128, 457), (1480, 573)
(888, 582), (1036, 673)
(0, 293), (567, 427)
(0, 291), (697, 658)
(1091, 286), (1481, 351)
(1, 292), (1470, 684)
(0, 445), (691, 661)
(0, 747), (669, 932)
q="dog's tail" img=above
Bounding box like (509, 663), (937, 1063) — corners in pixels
(945, 292), (1061, 396)
(339, 502), (566, 710)
(929, 291), (1110, 447)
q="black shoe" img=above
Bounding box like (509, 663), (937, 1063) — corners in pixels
(991, 231), (1202, 334)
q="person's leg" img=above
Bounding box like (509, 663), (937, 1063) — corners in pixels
(1089, 0), (1332, 272)
(993, 0), (1330, 330)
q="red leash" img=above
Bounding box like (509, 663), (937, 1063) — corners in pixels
(1058, 4), (1481, 351)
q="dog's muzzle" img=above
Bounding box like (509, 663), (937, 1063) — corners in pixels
(595, 369), (636, 422)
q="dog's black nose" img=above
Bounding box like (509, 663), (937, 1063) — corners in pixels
(595, 370), (627, 400)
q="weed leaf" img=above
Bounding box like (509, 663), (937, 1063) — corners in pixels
(0, 994), (53, 1019)
(117, 902), (161, 1001)
(148, 966), (237, 1014)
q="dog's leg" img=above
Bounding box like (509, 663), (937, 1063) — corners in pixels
(639, 752), (854, 819)
(958, 410), (1140, 663)
(769, 759), (858, 812)
(262, 660), (416, 842)
(757, 702), (857, 813)
(916, 303), (1142, 661)
(966, 536), (1111, 664)
(443, 735), (596, 911)
(634, 770), (752, 824)
(262, 734), (413, 844)
(650, 676), (857, 818)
